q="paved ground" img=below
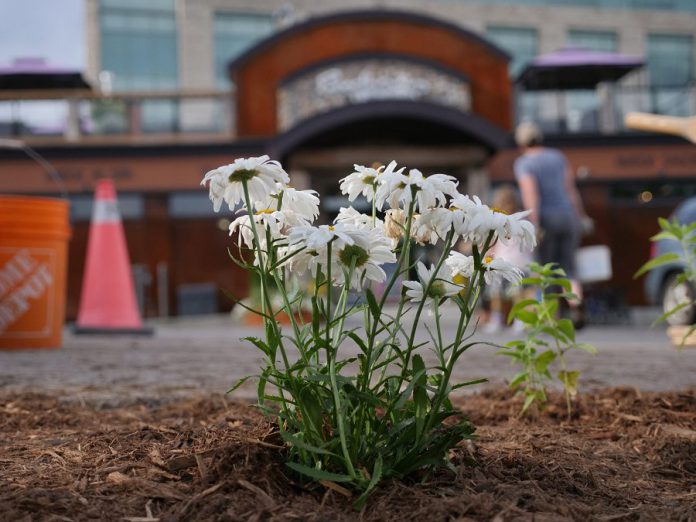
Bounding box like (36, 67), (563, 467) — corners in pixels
(1, 309), (694, 405)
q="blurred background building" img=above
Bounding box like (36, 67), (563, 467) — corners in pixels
(1, 0), (695, 319)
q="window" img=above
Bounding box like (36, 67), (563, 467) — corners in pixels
(647, 34), (694, 116)
(647, 34), (693, 87)
(565, 30), (618, 132)
(214, 12), (274, 88)
(566, 30), (617, 52)
(99, 0), (178, 91)
(486, 26), (538, 77)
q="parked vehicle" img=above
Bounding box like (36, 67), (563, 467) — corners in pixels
(644, 197), (696, 326)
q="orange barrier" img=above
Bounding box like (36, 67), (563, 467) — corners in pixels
(75, 179), (149, 334)
(0, 195), (70, 349)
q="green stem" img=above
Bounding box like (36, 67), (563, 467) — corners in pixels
(241, 181), (292, 395)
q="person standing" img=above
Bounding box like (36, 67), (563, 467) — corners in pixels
(513, 121), (591, 327)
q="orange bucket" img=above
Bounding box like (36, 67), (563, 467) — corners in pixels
(0, 195), (70, 349)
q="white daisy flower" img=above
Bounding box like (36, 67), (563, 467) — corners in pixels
(287, 223), (356, 251)
(495, 210), (537, 252)
(447, 193), (535, 250)
(339, 163), (388, 202)
(228, 208), (305, 250)
(375, 168), (458, 212)
(261, 186), (320, 222)
(334, 207), (383, 230)
(481, 255), (524, 286)
(403, 262), (460, 306)
(334, 227), (396, 289)
(413, 207), (467, 244)
(201, 155), (290, 211)
(446, 252), (476, 279)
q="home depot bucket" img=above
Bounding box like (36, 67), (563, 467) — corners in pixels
(0, 195), (70, 349)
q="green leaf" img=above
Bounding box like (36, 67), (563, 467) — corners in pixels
(509, 371), (528, 388)
(451, 377), (488, 390)
(650, 231), (678, 242)
(392, 368), (427, 411)
(286, 462), (353, 483)
(556, 278), (572, 292)
(534, 350), (556, 373)
(558, 370), (580, 396)
(412, 355), (429, 439)
(365, 288), (381, 319)
(634, 252), (680, 278)
(280, 431), (336, 456)
(651, 301), (690, 326)
(298, 386), (325, 436)
(242, 336), (271, 357)
(557, 318), (575, 342)
(353, 454), (383, 510)
(226, 375), (252, 394)
(515, 310), (538, 325)
(257, 368), (269, 406)
(507, 299), (538, 323)
(577, 343), (598, 355)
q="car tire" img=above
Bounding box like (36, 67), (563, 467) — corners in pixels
(662, 273), (696, 326)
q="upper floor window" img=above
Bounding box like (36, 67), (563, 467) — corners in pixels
(486, 26), (538, 77)
(214, 12), (274, 88)
(647, 34), (694, 86)
(99, 0), (178, 91)
(566, 29), (618, 52)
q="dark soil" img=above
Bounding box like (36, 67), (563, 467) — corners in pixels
(1, 388), (694, 521)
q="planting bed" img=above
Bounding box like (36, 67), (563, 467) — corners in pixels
(1, 388), (694, 521)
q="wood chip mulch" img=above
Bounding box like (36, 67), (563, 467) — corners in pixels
(1, 387), (694, 521)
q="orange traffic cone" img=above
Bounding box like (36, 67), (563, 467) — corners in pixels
(75, 179), (151, 334)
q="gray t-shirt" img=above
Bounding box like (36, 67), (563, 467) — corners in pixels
(514, 148), (574, 217)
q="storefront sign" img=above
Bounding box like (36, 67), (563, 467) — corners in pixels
(278, 58), (471, 131)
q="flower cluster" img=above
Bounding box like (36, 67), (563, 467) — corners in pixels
(202, 156), (534, 297)
(201, 156), (539, 501)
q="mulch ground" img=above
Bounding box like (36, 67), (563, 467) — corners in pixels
(1, 388), (694, 522)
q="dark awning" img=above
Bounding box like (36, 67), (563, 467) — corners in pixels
(516, 47), (643, 91)
(0, 58), (91, 90)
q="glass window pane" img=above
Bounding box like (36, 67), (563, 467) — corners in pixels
(647, 34), (693, 87)
(214, 12), (274, 88)
(486, 26), (538, 77)
(99, 0), (178, 91)
(566, 30), (617, 52)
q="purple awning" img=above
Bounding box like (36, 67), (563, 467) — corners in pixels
(516, 47), (644, 91)
(0, 58), (91, 90)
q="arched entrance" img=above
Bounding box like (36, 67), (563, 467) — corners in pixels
(229, 10), (512, 210)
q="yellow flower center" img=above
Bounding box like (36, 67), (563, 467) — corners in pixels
(452, 273), (469, 296)
(484, 255), (494, 264)
(329, 225), (335, 231)
(491, 207), (509, 215)
(255, 208), (274, 215)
